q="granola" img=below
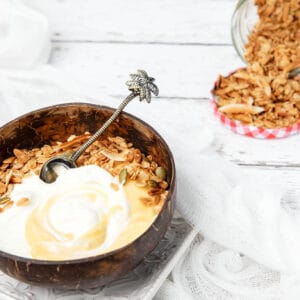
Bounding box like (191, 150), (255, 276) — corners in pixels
(0, 133), (168, 211)
(214, 0), (300, 128)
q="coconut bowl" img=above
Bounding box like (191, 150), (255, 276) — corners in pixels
(0, 102), (176, 289)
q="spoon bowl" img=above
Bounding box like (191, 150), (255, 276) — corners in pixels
(39, 155), (77, 183)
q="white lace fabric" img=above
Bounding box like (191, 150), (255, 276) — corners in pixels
(155, 145), (300, 299)
(156, 238), (282, 300)
(156, 238), (300, 300)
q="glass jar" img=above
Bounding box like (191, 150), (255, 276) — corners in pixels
(231, 1), (300, 76)
(231, 0), (258, 63)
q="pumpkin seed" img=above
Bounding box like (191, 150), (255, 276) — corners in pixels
(119, 168), (128, 185)
(155, 166), (166, 180)
(0, 196), (10, 205)
(62, 150), (74, 158)
(147, 180), (159, 188)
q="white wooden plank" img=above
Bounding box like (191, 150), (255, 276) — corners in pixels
(119, 99), (300, 167)
(48, 42), (300, 166)
(239, 166), (300, 202)
(50, 42), (243, 99)
(208, 110), (300, 167)
(25, 0), (237, 44)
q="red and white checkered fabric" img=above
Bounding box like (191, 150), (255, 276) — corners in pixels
(211, 99), (300, 139)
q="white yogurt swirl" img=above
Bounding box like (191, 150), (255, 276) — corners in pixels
(0, 165), (129, 260)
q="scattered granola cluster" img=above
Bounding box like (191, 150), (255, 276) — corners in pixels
(214, 0), (300, 128)
(0, 133), (168, 212)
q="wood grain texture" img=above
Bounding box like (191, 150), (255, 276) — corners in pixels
(25, 0), (236, 44)
(50, 42), (243, 99)
(121, 99), (300, 167)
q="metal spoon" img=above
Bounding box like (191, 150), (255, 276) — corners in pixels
(40, 70), (159, 184)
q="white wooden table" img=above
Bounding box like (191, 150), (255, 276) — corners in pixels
(20, 0), (300, 295)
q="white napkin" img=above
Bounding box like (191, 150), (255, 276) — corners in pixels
(0, 0), (50, 69)
(0, 0), (83, 126)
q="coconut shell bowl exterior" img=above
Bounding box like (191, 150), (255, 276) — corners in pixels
(0, 103), (176, 289)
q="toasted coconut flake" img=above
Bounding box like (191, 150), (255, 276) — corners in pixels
(57, 134), (90, 150)
(219, 104), (265, 115)
(101, 149), (128, 162)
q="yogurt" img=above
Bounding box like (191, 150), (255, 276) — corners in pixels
(0, 165), (130, 260)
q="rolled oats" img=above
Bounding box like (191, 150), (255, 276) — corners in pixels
(0, 134), (168, 211)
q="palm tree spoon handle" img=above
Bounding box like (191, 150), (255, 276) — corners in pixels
(71, 93), (135, 161)
(40, 70), (159, 183)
